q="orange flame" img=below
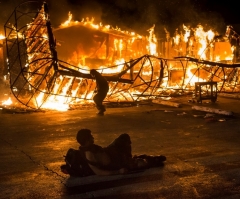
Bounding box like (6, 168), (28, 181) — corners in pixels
(0, 34), (5, 40)
(147, 24), (157, 56)
(2, 97), (13, 106)
(21, 10), (236, 111)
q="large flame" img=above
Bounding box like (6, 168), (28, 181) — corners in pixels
(17, 11), (237, 111)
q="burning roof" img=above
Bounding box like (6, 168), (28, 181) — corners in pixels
(3, 1), (240, 111)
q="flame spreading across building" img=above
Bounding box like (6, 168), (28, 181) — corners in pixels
(3, 1), (240, 111)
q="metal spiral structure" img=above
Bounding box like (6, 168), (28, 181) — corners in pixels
(4, 1), (240, 110)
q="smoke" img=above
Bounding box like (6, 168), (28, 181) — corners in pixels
(86, 0), (227, 36)
(0, 0), (231, 37)
(46, 0), (102, 27)
(118, 0), (227, 36)
(0, 0), (49, 33)
(0, 0), (24, 34)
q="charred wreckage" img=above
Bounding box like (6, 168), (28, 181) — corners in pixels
(2, 1), (240, 111)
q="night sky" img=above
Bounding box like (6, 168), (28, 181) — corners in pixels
(0, 0), (239, 37)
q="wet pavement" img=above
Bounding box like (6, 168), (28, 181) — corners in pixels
(1, 95), (240, 199)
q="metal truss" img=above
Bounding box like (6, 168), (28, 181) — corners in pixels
(4, 1), (240, 109)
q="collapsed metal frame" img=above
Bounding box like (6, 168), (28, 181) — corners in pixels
(4, 1), (240, 110)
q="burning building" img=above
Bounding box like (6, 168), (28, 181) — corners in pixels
(2, 1), (240, 111)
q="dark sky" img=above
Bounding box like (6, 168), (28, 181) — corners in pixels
(0, 0), (239, 37)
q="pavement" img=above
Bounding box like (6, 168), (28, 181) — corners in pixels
(1, 94), (240, 199)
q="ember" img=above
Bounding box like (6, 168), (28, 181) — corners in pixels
(2, 1), (240, 111)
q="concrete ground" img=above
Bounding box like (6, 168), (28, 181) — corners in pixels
(0, 95), (240, 199)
